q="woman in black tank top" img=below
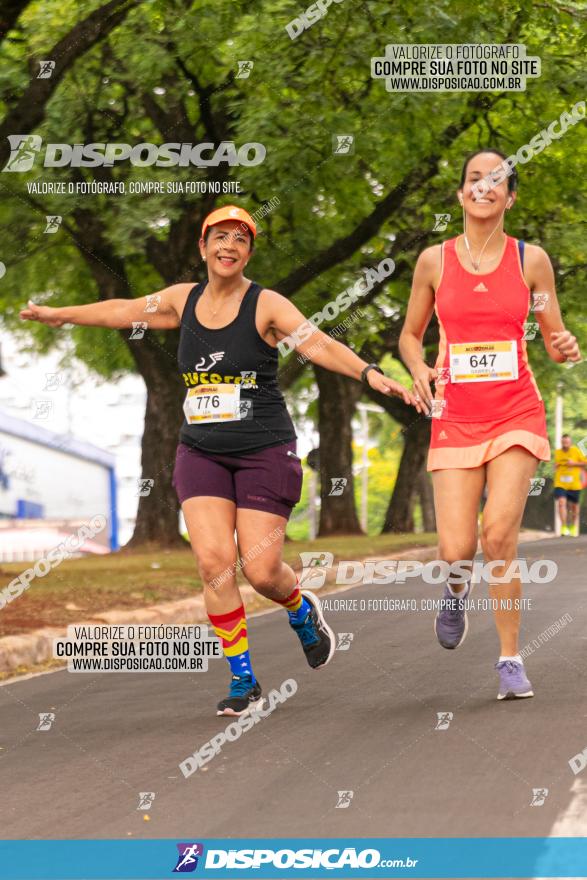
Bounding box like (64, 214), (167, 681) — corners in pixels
(20, 203), (418, 717)
(177, 279), (296, 455)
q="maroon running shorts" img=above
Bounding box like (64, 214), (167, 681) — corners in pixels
(172, 440), (303, 519)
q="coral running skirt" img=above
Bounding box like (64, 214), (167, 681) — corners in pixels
(427, 404), (550, 471)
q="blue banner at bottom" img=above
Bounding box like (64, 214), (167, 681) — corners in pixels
(1, 837), (587, 879)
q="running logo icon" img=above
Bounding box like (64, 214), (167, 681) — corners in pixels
(336, 632), (354, 651)
(137, 792), (155, 811)
(329, 477), (347, 496)
(433, 214), (451, 232)
(528, 477), (546, 496)
(530, 788), (549, 806)
(44, 215), (62, 233)
(130, 321), (148, 340)
(240, 370), (257, 386)
(37, 712), (55, 731)
(43, 373), (64, 391)
(238, 400), (253, 420)
(33, 400), (53, 420)
(435, 712), (453, 730)
(236, 61), (253, 79)
(37, 60), (55, 78)
(335, 791), (354, 809)
(428, 399), (447, 419)
(137, 478), (155, 497)
(531, 292), (549, 312)
(299, 552), (334, 589)
(173, 843), (204, 873)
(332, 135), (354, 155)
(3, 135), (42, 172)
(435, 367), (451, 386)
(144, 294), (161, 313)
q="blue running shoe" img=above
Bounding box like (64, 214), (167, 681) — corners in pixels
(434, 583), (471, 649)
(290, 590), (335, 669)
(495, 660), (534, 700)
(217, 674), (263, 717)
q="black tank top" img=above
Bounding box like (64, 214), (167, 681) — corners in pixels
(177, 281), (297, 454)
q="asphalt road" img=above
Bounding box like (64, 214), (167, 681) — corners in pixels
(2, 536), (587, 844)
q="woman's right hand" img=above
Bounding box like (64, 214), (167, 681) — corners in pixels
(19, 301), (65, 327)
(410, 362), (438, 413)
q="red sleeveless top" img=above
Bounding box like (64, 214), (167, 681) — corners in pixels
(432, 235), (543, 423)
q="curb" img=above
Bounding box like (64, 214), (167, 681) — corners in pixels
(0, 584), (257, 675)
(0, 531), (553, 676)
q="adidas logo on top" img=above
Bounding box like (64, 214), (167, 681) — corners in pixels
(473, 282), (488, 292)
(438, 430), (448, 440)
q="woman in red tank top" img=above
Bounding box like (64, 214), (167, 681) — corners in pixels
(400, 149), (581, 700)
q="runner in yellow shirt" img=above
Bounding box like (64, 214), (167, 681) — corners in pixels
(554, 434), (587, 536)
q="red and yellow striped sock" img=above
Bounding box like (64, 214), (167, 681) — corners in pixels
(208, 605), (254, 679)
(274, 581), (310, 622)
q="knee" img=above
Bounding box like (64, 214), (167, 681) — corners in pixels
(480, 521), (515, 561)
(438, 545), (477, 567)
(196, 549), (236, 588)
(241, 559), (283, 594)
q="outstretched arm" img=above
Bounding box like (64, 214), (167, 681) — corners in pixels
(399, 246), (439, 411)
(260, 289), (422, 410)
(19, 283), (193, 330)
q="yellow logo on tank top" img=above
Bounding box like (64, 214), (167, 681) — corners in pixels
(181, 371), (258, 388)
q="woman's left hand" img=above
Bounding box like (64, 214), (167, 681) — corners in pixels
(367, 369), (424, 410)
(551, 330), (581, 362)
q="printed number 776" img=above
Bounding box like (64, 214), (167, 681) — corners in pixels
(196, 395), (220, 409)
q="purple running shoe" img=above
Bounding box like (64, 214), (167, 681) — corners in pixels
(434, 583), (471, 649)
(495, 660), (534, 700)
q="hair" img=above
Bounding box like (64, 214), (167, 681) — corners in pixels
(204, 226), (254, 251)
(562, 433), (571, 439)
(459, 148), (518, 193)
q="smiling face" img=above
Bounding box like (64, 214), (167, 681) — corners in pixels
(458, 151), (516, 218)
(562, 435), (572, 450)
(199, 220), (253, 277)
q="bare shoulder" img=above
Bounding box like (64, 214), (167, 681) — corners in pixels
(257, 287), (295, 313)
(166, 282), (198, 314)
(522, 244), (554, 288)
(417, 244), (443, 268)
(415, 244), (443, 288)
(523, 243), (552, 269)
(167, 281), (197, 300)
(258, 287), (285, 303)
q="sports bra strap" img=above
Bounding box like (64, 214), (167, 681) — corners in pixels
(518, 239), (525, 269)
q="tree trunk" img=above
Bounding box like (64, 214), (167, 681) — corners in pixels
(381, 418), (431, 533)
(314, 365), (363, 536)
(124, 338), (186, 549)
(417, 468), (436, 532)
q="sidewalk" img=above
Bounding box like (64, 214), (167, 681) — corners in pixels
(0, 530), (552, 678)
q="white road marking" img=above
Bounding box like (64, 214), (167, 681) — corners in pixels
(533, 779), (587, 878)
(548, 778), (587, 835)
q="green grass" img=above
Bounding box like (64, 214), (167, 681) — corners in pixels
(0, 532), (438, 637)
